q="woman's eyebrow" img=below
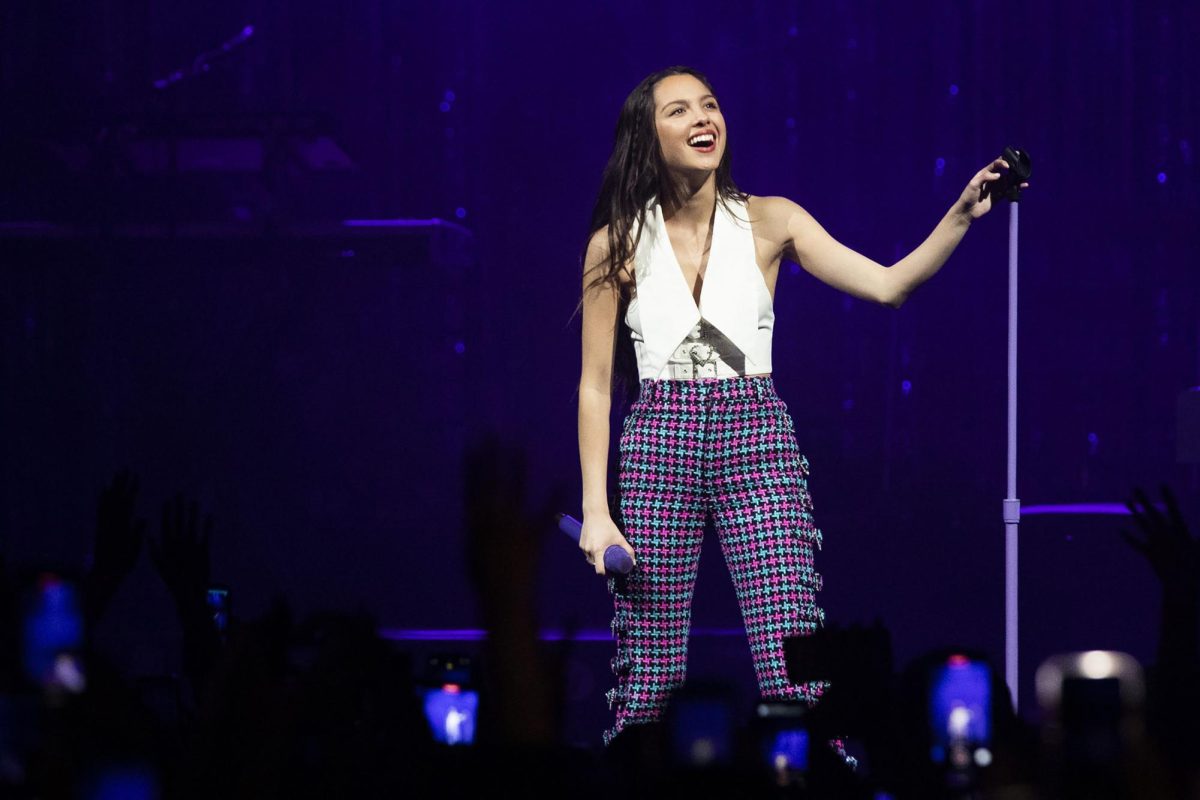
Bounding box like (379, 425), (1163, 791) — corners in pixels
(661, 94), (716, 111)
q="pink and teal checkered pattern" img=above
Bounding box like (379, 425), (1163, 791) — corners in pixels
(602, 375), (853, 769)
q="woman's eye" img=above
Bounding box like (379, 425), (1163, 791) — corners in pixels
(669, 103), (714, 115)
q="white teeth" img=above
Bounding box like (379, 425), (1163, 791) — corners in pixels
(688, 133), (715, 146)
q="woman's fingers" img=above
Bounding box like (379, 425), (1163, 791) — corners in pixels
(972, 163), (1002, 187)
(981, 157), (1007, 178)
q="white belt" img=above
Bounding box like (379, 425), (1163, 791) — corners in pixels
(662, 321), (745, 380)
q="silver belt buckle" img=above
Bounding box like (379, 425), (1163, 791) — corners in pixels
(668, 361), (695, 380)
(666, 340), (721, 380)
(689, 343), (716, 379)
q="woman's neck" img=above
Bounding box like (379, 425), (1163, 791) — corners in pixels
(661, 173), (717, 228)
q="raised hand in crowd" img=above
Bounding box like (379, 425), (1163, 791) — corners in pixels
(84, 468), (147, 625)
(149, 493), (212, 614)
(149, 493), (221, 696)
(1121, 483), (1199, 605)
(1122, 482), (1198, 668)
(1121, 483), (1200, 794)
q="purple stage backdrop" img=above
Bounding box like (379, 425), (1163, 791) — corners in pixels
(2, 0), (1197, 719)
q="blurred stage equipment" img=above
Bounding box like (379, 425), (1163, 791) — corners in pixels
(0, 215), (474, 600)
(1035, 650), (1145, 800)
(152, 25), (257, 91)
(94, 110), (363, 231)
(0, 22), (365, 233)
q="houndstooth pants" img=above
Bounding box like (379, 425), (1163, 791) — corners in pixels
(602, 375), (852, 767)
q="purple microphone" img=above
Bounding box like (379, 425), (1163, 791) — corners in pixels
(557, 513), (634, 575)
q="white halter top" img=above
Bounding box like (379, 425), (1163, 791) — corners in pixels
(625, 195), (775, 381)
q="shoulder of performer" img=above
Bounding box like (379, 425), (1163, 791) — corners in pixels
(744, 194), (801, 254)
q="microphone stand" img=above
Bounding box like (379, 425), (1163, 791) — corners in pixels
(998, 147), (1032, 713)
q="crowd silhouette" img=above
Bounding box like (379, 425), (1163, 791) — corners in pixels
(0, 453), (1196, 798)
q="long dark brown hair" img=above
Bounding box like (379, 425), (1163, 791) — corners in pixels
(578, 65), (750, 403)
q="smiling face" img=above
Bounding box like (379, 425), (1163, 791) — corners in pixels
(652, 73), (725, 177)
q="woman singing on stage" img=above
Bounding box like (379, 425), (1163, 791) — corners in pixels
(576, 66), (1026, 756)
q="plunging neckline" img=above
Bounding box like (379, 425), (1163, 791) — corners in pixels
(657, 200), (718, 315)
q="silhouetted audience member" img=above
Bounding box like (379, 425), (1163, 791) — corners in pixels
(83, 469), (145, 630)
(461, 433), (610, 797)
(5, 466), (1200, 798)
(1122, 482), (1200, 798)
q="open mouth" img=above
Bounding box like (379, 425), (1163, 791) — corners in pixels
(687, 132), (716, 153)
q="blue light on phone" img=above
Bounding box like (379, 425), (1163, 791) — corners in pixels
(672, 699), (734, 766)
(422, 686), (478, 745)
(930, 658), (991, 757)
(206, 589), (229, 634)
(22, 576), (84, 687)
(770, 728), (809, 771)
(78, 763), (158, 800)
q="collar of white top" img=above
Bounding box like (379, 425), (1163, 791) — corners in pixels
(627, 195), (772, 380)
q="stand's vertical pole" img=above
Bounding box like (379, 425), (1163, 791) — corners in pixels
(1004, 201), (1021, 713)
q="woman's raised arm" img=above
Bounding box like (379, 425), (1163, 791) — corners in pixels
(778, 156), (1026, 308)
